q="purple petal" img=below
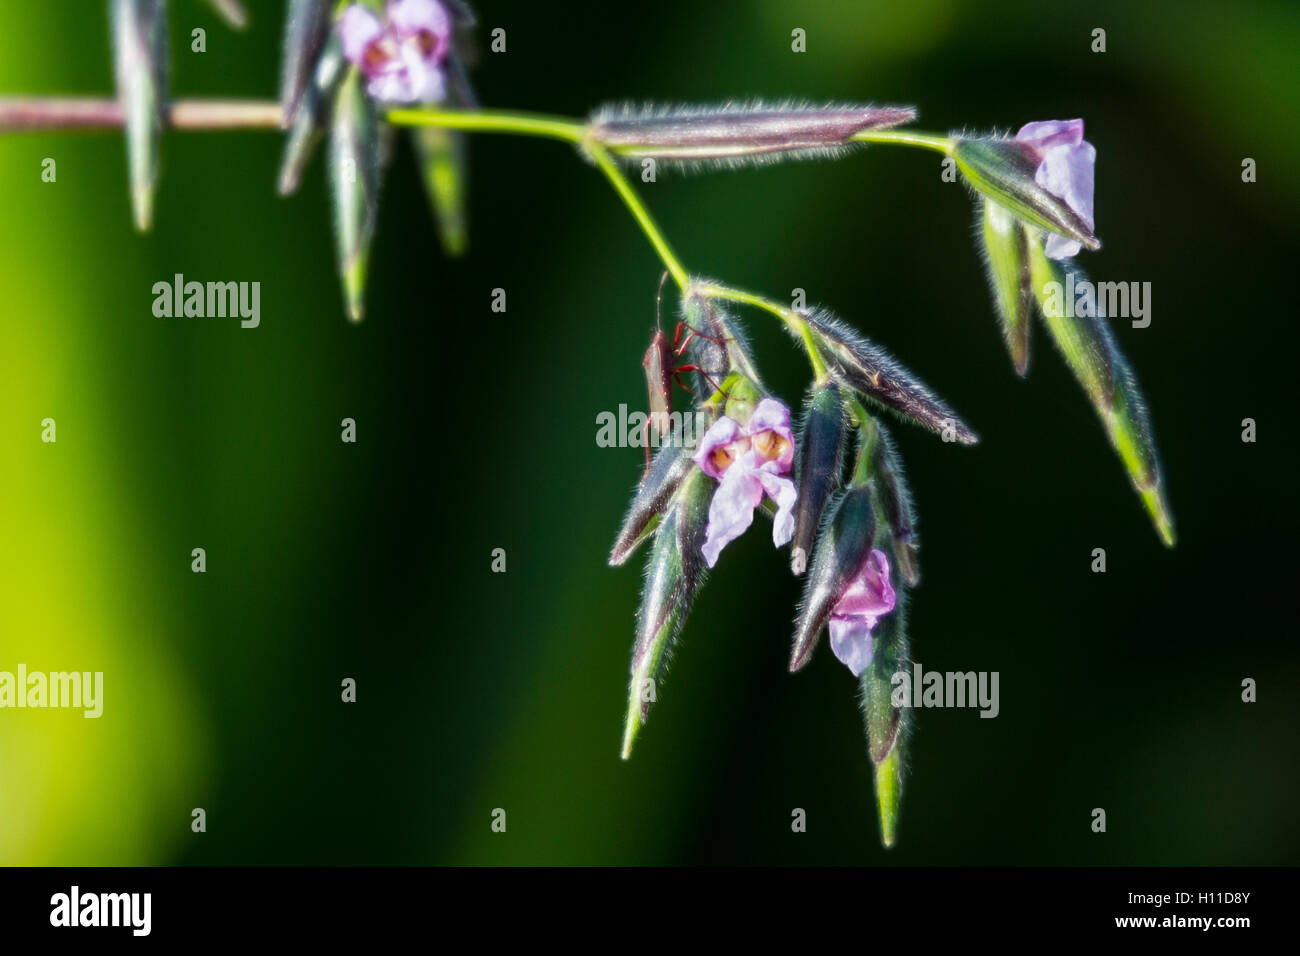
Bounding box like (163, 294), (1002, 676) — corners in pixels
(1015, 118), (1084, 156)
(1042, 233), (1082, 260)
(700, 462), (763, 568)
(747, 397), (795, 472)
(388, 0), (451, 44)
(755, 466), (797, 548)
(1035, 139), (1095, 259)
(339, 5), (385, 68)
(692, 415), (745, 479)
(397, 43), (446, 101)
(834, 548), (896, 621)
(828, 614), (875, 677)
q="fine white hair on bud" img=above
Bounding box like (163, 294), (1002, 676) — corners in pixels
(588, 100), (917, 172)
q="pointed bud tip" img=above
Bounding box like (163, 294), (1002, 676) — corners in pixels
(620, 716), (641, 760)
(132, 194), (154, 233)
(1140, 487), (1175, 548)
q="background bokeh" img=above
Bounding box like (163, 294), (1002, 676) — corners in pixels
(1, 0), (1296, 865)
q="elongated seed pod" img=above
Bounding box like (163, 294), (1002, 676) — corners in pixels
(1026, 232), (1174, 546)
(622, 468), (712, 758)
(800, 309), (978, 445)
(590, 102), (916, 170)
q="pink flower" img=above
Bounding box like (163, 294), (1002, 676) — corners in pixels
(1015, 119), (1096, 260)
(692, 398), (798, 568)
(827, 548), (896, 676)
(339, 0), (452, 104)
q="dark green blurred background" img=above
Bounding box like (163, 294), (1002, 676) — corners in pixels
(1, 0), (1296, 865)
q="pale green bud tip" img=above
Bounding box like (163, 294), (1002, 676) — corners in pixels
(131, 188), (154, 233)
(874, 748), (902, 848)
(1143, 488), (1176, 548)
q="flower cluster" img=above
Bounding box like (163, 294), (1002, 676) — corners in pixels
(340, 0), (453, 104)
(692, 398), (797, 568)
(607, 291), (953, 844)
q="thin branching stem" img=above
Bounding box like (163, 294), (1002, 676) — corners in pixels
(3, 96), (936, 381)
(386, 107), (586, 143)
(851, 129), (954, 154)
(0, 97), (283, 130)
(580, 142), (690, 290)
(692, 283), (831, 381)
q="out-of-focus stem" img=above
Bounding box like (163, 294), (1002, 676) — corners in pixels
(387, 106), (586, 143)
(0, 97), (283, 130)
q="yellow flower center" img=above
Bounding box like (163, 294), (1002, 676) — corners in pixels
(709, 445), (736, 473)
(751, 429), (788, 463)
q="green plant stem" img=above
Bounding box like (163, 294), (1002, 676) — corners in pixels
(581, 142), (690, 290)
(386, 107), (586, 144)
(692, 283), (831, 381)
(0, 95), (935, 380)
(851, 128), (954, 154)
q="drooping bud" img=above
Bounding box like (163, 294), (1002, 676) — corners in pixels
(608, 445), (694, 567)
(859, 596), (910, 847)
(800, 309), (978, 445)
(980, 199), (1032, 376)
(411, 18), (477, 257)
(1025, 232), (1175, 547)
(953, 134), (1100, 257)
(278, 0), (330, 128)
(859, 417), (920, 587)
(682, 292), (762, 389)
(622, 467), (712, 758)
(277, 33), (345, 195)
(110, 0), (167, 232)
(791, 382), (845, 575)
(788, 484), (877, 672)
(589, 102), (917, 170)
(412, 124), (469, 257)
(328, 66), (384, 321)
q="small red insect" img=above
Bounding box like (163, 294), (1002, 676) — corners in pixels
(640, 274), (728, 478)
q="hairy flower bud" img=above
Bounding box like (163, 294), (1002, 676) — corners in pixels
(608, 445), (693, 567)
(859, 599), (910, 847)
(954, 128), (1100, 258)
(800, 309), (978, 445)
(589, 102), (917, 170)
(980, 199), (1033, 376)
(622, 468), (712, 758)
(791, 383), (845, 576)
(861, 418), (920, 587)
(1026, 236), (1175, 546)
(788, 484), (878, 672)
